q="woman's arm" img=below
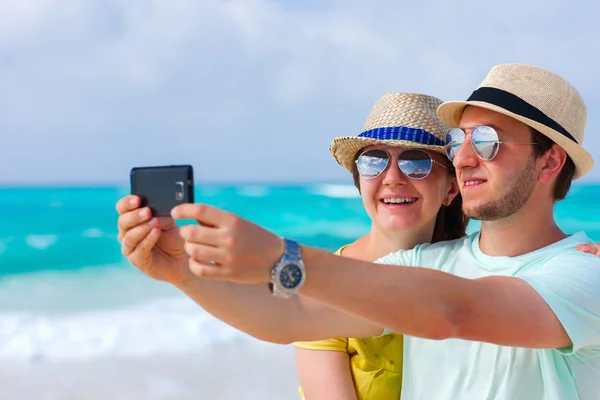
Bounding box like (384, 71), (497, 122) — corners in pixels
(172, 277), (383, 344)
(295, 345), (357, 400)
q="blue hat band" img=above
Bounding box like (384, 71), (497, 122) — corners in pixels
(358, 126), (445, 146)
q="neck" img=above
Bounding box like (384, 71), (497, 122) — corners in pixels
(478, 192), (567, 256)
(349, 223), (434, 262)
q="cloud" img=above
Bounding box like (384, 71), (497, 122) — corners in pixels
(0, 0), (598, 183)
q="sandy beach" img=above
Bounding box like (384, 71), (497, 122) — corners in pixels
(0, 340), (300, 400)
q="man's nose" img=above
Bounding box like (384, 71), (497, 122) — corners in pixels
(452, 134), (479, 171)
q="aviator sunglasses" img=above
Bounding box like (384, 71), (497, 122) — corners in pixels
(445, 125), (537, 161)
(355, 148), (448, 180)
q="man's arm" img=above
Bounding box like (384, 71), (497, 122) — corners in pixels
(299, 245), (571, 348)
(172, 203), (593, 350)
(181, 248), (570, 348)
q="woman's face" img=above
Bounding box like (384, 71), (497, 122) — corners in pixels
(358, 144), (459, 235)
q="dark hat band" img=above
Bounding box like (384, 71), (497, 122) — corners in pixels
(466, 87), (577, 144)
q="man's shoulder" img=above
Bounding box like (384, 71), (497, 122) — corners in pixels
(376, 232), (478, 267)
(520, 231), (600, 282)
(532, 231), (598, 264)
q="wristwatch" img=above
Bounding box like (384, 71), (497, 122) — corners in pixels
(269, 238), (306, 298)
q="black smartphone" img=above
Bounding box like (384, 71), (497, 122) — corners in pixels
(130, 165), (194, 217)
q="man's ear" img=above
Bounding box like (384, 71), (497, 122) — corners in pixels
(538, 144), (567, 183)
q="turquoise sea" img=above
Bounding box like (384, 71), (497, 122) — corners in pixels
(0, 182), (599, 363)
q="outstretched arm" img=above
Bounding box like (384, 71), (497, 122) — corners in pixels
(173, 276), (382, 344)
(299, 246), (571, 348)
(116, 195), (382, 345)
(171, 203), (600, 350)
(181, 237), (600, 344)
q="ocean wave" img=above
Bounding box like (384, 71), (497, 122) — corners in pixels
(280, 220), (369, 240)
(0, 296), (253, 362)
(25, 234), (58, 250)
(1, 232), (122, 276)
(311, 183), (360, 198)
(82, 228), (105, 238)
(236, 185), (270, 197)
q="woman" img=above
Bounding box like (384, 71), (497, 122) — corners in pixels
(293, 92), (468, 399)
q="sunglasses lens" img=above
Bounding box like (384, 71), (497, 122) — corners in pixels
(472, 126), (499, 160)
(356, 149), (389, 178)
(445, 128), (465, 161)
(397, 150), (433, 179)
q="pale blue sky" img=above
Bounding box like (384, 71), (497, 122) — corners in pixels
(1, 0), (599, 184)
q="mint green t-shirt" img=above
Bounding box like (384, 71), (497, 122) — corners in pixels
(377, 231), (600, 400)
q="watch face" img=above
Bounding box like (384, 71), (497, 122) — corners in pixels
(280, 263), (303, 289)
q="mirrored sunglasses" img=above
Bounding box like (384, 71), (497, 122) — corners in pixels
(445, 125), (537, 161)
(355, 149), (448, 180)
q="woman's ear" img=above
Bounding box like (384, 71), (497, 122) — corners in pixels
(444, 178), (460, 206)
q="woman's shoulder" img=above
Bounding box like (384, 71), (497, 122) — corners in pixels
(336, 235), (370, 258)
(334, 244), (350, 256)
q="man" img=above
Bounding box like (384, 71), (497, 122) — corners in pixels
(117, 64), (600, 399)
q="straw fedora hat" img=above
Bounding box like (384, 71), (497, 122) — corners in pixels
(437, 63), (593, 179)
(330, 92), (449, 173)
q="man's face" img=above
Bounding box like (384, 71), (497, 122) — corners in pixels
(453, 106), (539, 221)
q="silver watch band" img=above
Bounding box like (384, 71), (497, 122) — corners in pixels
(269, 238), (305, 298)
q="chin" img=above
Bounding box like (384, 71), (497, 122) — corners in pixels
(462, 198), (484, 212)
(379, 217), (420, 232)
(462, 203), (499, 221)
(461, 204), (480, 220)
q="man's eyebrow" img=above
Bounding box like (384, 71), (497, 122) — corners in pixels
(458, 123), (505, 133)
(487, 124), (504, 132)
(487, 124), (504, 131)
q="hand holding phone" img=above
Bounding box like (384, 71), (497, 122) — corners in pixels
(130, 165), (194, 217)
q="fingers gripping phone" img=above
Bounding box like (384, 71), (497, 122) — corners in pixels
(130, 165), (194, 217)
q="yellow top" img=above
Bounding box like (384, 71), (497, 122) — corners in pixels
(293, 246), (403, 399)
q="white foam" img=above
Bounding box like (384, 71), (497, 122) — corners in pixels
(0, 296), (253, 362)
(82, 228), (104, 238)
(312, 183), (360, 198)
(282, 220), (369, 239)
(24, 234), (58, 250)
(0, 264), (190, 313)
(237, 185), (270, 197)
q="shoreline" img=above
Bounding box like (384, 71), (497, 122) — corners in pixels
(0, 341), (300, 400)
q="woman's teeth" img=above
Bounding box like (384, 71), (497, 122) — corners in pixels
(382, 198), (416, 204)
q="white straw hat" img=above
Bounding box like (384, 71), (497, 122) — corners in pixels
(437, 63), (593, 179)
(330, 92), (450, 173)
